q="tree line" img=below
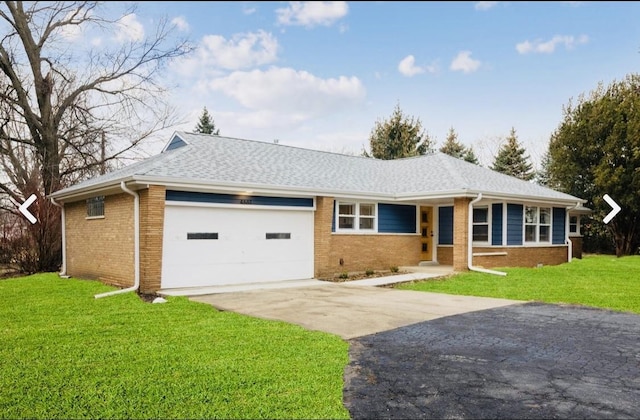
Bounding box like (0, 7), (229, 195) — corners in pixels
(361, 81), (640, 257)
(363, 102), (534, 180)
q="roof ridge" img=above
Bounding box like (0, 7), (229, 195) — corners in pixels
(176, 131), (379, 161)
(436, 152), (470, 190)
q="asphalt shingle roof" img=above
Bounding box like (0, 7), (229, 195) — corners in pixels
(52, 131), (584, 203)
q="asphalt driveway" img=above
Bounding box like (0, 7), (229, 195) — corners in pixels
(344, 301), (640, 419)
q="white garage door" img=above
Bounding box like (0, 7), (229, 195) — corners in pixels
(161, 205), (314, 289)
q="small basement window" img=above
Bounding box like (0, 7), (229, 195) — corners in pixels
(86, 196), (105, 218)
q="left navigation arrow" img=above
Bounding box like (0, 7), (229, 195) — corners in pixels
(18, 194), (37, 224)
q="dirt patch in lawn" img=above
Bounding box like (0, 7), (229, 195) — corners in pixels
(322, 269), (410, 283)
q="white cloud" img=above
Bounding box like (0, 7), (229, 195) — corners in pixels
(398, 55), (424, 77)
(516, 34), (589, 54)
(174, 30), (279, 76)
(276, 1), (348, 28)
(243, 6), (257, 15)
(475, 1), (499, 11)
(397, 55), (439, 77)
(116, 13), (144, 43)
(171, 16), (190, 32)
(450, 51), (481, 73)
(209, 67), (366, 121)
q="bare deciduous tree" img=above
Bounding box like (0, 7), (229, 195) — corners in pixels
(0, 1), (192, 272)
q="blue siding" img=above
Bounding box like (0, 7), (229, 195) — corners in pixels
(552, 207), (566, 244)
(165, 191), (314, 207)
(165, 136), (187, 151)
(491, 203), (503, 246)
(378, 204), (417, 233)
(438, 206), (454, 245)
(506, 204), (523, 245)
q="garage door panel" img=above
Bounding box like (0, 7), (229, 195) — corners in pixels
(161, 206), (314, 289)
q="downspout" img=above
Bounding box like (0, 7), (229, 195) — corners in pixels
(94, 182), (140, 299)
(468, 193), (507, 276)
(566, 202), (580, 263)
(50, 197), (67, 277)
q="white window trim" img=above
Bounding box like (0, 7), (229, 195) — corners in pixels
(569, 215), (581, 236)
(472, 205), (491, 246)
(524, 206), (552, 244)
(335, 201), (378, 233)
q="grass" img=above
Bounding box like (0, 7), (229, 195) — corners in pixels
(397, 254), (640, 314)
(0, 274), (350, 419)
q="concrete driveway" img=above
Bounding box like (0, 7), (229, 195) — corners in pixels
(189, 281), (640, 418)
(190, 282), (522, 339)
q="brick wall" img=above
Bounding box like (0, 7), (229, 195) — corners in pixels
(314, 196), (333, 277)
(472, 246), (568, 268)
(65, 193), (135, 287)
(437, 246), (453, 265)
(452, 197), (471, 271)
(139, 185), (166, 293)
(314, 196), (421, 278)
(570, 236), (583, 259)
(324, 234), (421, 277)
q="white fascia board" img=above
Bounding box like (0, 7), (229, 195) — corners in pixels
(397, 189), (585, 206)
(130, 175), (395, 201)
(48, 176), (137, 202)
(394, 190), (478, 201)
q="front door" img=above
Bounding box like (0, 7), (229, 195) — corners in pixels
(420, 206), (433, 261)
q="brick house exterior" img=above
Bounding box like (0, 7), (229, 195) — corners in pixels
(50, 132), (589, 293)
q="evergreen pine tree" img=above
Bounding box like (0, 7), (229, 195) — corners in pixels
(439, 127), (480, 165)
(490, 127), (534, 180)
(194, 106), (220, 135)
(364, 103), (433, 159)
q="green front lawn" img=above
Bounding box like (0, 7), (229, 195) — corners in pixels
(397, 254), (640, 314)
(0, 274), (349, 419)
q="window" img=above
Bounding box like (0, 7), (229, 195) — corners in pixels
(525, 206), (551, 243)
(472, 207), (489, 242)
(336, 202), (376, 232)
(338, 203), (355, 229)
(359, 204), (375, 230)
(569, 216), (580, 235)
(266, 233), (291, 240)
(187, 232), (218, 240)
(86, 196), (105, 218)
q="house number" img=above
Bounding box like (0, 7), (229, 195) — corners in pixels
(240, 199), (253, 204)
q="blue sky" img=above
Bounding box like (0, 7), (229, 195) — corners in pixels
(117, 1), (640, 168)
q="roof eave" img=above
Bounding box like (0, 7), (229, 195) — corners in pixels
(49, 174), (588, 209)
(130, 175), (395, 200)
(396, 189), (586, 206)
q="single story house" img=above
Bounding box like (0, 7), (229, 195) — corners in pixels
(49, 131), (589, 293)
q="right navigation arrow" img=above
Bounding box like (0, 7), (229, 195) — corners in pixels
(603, 194), (621, 224)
